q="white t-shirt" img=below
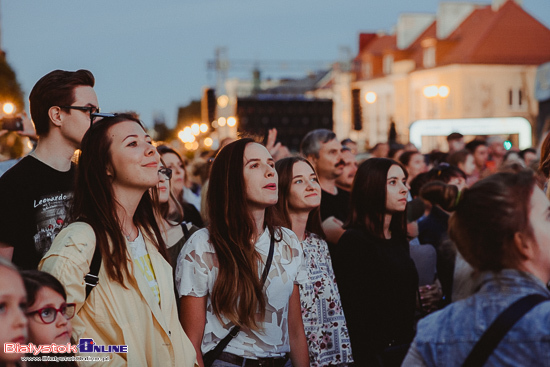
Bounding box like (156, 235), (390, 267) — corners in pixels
(127, 230), (161, 305)
(175, 227), (307, 358)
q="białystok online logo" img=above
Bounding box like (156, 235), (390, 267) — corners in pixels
(79, 338), (128, 353)
(4, 338), (128, 355)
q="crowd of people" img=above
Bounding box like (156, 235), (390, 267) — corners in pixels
(1, 68), (550, 367)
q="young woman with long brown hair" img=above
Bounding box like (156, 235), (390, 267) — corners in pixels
(39, 114), (197, 366)
(176, 138), (309, 367)
(331, 158), (419, 367)
(274, 156), (353, 366)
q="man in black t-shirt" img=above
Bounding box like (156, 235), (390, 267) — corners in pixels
(0, 70), (98, 269)
(300, 129), (348, 243)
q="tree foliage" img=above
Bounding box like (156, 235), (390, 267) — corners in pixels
(0, 55), (24, 112)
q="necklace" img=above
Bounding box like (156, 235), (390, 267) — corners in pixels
(123, 227), (136, 242)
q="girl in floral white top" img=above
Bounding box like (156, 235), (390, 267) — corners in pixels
(274, 157), (354, 367)
(176, 139), (309, 367)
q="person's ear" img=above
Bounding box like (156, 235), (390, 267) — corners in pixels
(513, 232), (534, 261)
(106, 164), (114, 178)
(48, 106), (63, 128)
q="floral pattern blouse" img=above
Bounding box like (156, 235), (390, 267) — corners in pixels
(300, 232), (353, 366)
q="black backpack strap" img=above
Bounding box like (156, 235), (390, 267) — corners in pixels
(180, 221), (191, 241)
(84, 243), (102, 299)
(202, 233), (276, 367)
(463, 293), (549, 367)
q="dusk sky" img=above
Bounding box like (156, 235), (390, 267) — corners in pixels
(2, 0), (549, 128)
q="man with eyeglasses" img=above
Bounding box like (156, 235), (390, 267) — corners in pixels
(0, 69), (100, 269)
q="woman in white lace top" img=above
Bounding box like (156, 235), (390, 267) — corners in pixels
(176, 138), (309, 367)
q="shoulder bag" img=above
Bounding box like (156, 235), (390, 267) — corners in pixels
(202, 233), (275, 367)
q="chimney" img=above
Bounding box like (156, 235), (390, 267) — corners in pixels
(492, 0), (523, 11)
(396, 13), (435, 50)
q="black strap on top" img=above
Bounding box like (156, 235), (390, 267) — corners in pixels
(202, 233), (276, 367)
(462, 293), (549, 367)
(180, 221), (191, 241)
(84, 242), (102, 299)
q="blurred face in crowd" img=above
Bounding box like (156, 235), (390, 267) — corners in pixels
(406, 153), (427, 181)
(161, 152), (185, 196)
(490, 139), (506, 159)
(524, 187), (550, 284)
(0, 266), (27, 364)
(243, 143), (278, 211)
(309, 138), (344, 180)
(157, 165), (171, 204)
(458, 154), (476, 176)
(523, 151), (537, 168)
(386, 165), (408, 213)
(448, 137), (465, 153)
(26, 287), (72, 345)
(474, 145), (489, 169)
(336, 150), (358, 191)
(288, 161), (321, 213)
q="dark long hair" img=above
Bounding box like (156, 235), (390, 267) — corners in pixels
(347, 158), (408, 239)
(274, 156), (325, 238)
(70, 113), (168, 287)
(207, 138), (278, 330)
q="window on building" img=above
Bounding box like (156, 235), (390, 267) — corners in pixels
(383, 55), (393, 75)
(508, 88), (525, 110)
(423, 47), (436, 68)
(363, 62), (372, 78)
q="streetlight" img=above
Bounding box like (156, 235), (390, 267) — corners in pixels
(227, 116), (236, 127)
(199, 123), (208, 133)
(365, 92), (377, 104)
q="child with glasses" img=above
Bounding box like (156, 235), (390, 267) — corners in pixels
(21, 270), (78, 367)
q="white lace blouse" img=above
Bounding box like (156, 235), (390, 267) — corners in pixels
(175, 226), (307, 358)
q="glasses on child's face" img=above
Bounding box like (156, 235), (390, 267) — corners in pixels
(26, 303), (76, 324)
(158, 167), (172, 180)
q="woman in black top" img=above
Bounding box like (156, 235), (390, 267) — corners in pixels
(331, 158), (419, 367)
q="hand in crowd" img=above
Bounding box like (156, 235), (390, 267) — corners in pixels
(265, 128), (291, 162)
(0, 111), (37, 140)
(418, 280), (443, 313)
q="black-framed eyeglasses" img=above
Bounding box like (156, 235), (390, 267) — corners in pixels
(59, 106), (115, 127)
(26, 303), (76, 324)
(158, 167), (172, 180)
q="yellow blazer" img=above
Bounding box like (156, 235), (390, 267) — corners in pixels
(39, 222), (198, 367)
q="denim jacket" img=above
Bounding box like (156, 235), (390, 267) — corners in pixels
(402, 269), (550, 367)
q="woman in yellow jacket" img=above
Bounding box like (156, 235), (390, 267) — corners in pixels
(40, 113), (197, 367)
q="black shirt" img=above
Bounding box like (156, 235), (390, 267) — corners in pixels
(330, 228), (419, 366)
(320, 188), (350, 223)
(0, 156), (75, 269)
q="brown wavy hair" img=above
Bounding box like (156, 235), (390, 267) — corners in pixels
(274, 156), (325, 238)
(207, 138), (279, 330)
(70, 113), (168, 287)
